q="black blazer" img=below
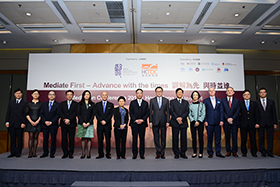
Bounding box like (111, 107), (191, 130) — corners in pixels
(221, 97), (240, 126)
(129, 99), (149, 128)
(59, 100), (78, 128)
(5, 99), (28, 128)
(40, 101), (60, 129)
(78, 102), (95, 124)
(170, 99), (189, 128)
(255, 98), (277, 127)
(239, 100), (257, 129)
(113, 107), (129, 129)
(95, 101), (114, 129)
(149, 96), (170, 127)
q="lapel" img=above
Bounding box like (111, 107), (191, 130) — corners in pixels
(258, 99), (265, 112)
(155, 97), (160, 109)
(14, 99), (19, 109)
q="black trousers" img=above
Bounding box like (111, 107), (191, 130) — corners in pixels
(240, 126), (257, 155)
(61, 126), (76, 156)
(8, 127), (23, 155)
(97, 127), (111, 156)
(258, 125), (274, 155)
(172, 126), (187, 156)
(132, 125), (146, 157)
(114, 128), (127, 157)
(152, 126), (166, 156)
(42, 127), (57, 156)
(223, 124), (238, 153)
(190, 121), (204, 154)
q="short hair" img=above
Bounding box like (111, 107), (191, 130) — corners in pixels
(191, 90), (201, 100)
(259, 87), (267, 93)
(14, 88), (23, 94)
(48, 90), (56, 95)
(242, 89), (251, 95)
(155, 86), (163, 91)
(32, 89), (40, 95)
(65, 90), (74, 95)
(176, 88), (184, 93)
(226, 87), (235, 91)
(118, 96), (126, 102)
(136, 88), (143, 93)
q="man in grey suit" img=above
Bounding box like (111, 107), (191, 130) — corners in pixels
(149, 86), (170, 159)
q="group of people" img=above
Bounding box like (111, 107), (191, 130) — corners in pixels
(5, 86), (277, 160)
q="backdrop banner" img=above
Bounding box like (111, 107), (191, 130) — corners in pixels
(25, 53), (244, 149)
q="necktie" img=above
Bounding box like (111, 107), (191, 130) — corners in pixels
(229, 98), (231, 108)
(262, 99), (266, 111)
(212, 97), (215, 109)
(68, 101), (71, 110)
(16, 100), (19, 105)
(49, 101), (52, 111)
(246, 100), (249, 111)
(158, 97), (161, 108)
(179, 100), (181, 106)
(103, 101), (106, 113)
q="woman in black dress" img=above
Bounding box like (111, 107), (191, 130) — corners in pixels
(25, 89), (42, 158)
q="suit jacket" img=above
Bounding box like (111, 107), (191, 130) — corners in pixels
(78, 102), (95, 124)
(59, 100), (78, 128)
(221, 97), (240, 126)
(203, 97), (223, 125)
(5, 99), (28, 128)
(95, 101), (114, 129)
(113, 107), (129, 129)
(239, 100), (257, 128)
(255, 98), (277, 127)
(40, 101), (60, 129)
(169, 99), (189, 128)
(149, 96), (170, 127)
(129, 99), (149, 128)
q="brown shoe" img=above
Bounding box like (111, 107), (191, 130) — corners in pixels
(155, 155), (160, 159)
(225, 152), (231, 157)
(232, 152), (238, 157)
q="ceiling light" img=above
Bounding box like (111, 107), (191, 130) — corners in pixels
(53, 39), (58, 43)
(2, 40), (7, 45)
(166, 12), (170, 16)
(159, 39), (163, 42)
(261, 40), (266, 44)
(25, 12), (32, 17)
(211, 39), (215, 43)
(234, 13), (239, 17)
(105, 39), (110, 42)
(148, 13), (151, 15)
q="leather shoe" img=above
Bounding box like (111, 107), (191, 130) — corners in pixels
(252, 154), (257, 157)
(122, 156), (126, 159)
(225, 152), (231, 157)
(261, 154), (267, 157)
(242, 154), (247, 157)
(7, 154), (16, 158)
(232, 152), (238, 157)
(155, 155), (160, 159)
(16, 153), (21, 158)
(208, 155), (213, 158)
(216, 154), (225, 158)
(50, 155), (55, 158)
(116, 157), (120, 159)
(267, 154), (274, 158)
(140, 156), (145, 159)
(87, 154), (91, 159)
(106, 155), (111, 159)
(40, 154), (48, 158)
(192, 154), (197, 158)
(132, 155), (137, 159)
(198, 154), (203, 158)
(61, 155), (68, 159)
(69, 155), (74, 159)
(96, 155), (104, 159)
(174, 155), (179, 159)
(161, 155), (165, 159)
(180, 155), (188, 159)
(80, 155), (85, 159)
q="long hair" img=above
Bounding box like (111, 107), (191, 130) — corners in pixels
(80, 90), (93, 106)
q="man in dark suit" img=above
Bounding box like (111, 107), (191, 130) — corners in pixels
(95, 91), (114, 159)
(203, 87), (225, 158)
(255, 88), (278, 157)
(40, 90), (60, 158)
(170, 88), (189, 159)
(149, 86), (170, 159)
(129, 88), (149, 159)
(5, 88), (28, 158)
(239, 90), (257, 157)
(59, 90), (78, 159)
(221, 87), (240, 157)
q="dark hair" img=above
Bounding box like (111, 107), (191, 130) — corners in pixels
(242, 89), (251, 95)
(48, 90), (56, 95)
(14, 88), (23, 94)
(118, 96), (126, 102)
(80, 90), (93, 106)
(259, 87), (267, 93)
(155, 86), (163, 91)
(176, 88), (184, 93)
(191, 90), (201, 100)
(65, 90), (74, 95)
(32, 89), (40, 94)
(136, 88), (143, 93)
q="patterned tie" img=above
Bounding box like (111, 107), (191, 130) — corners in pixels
(49, 101), (52, 112)
(212, 97), (215, 109)
(103, 101), (106, 113)
(158, 97), (161, 108)
(262, 99), (266, 111)
(229, 98), (232, 108)
(246, 100), (249, 111)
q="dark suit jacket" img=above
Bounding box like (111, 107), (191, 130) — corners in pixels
(5, 99), (28, 128)
(59, 100), (78, 128)
(129, 99), (149, 128)
(77, 102), (95, 124)
(40, 101), (60, 129)
(170, 99), (189, 128)
(221, 97), (240, 126)
(113, 107), (129, 129)
(203, 97), (223, 125)
(95, 101), (114, 130)
(149, 96), (170, 127)
(239, 100), (257, 128)
(255, 98), (277, 127)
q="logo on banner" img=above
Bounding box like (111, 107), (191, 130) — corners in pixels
(115, 64), (123, 78)
(217, 67), (221, 72)
(224, 68), (229, 72)
(142, 64), (158, 77)
(195, 67), (200, 72)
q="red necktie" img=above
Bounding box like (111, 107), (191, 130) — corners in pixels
(229, 98), (231, 108)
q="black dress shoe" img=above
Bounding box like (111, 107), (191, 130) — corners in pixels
(96, 155), (104, 159)
(33, 154), (37, 157)
(198, 154), (203, 158)
(40, 154), (48, 158)
(61, 155), (68, 159)
(16, 154), (21, 158)
(106, 155), (111, 159)
(174, 155), (179, 159)
(261, 154), (267, 157)
(267, 154), (274, 158)
(242, 154), (247, 157)
(69, 155), (74, 159)
(216, 154), (225, 158)
(7, 154), (16, 158)
(50, 155), (55, 158)
(140, 156), (145, 159)
(252, 154), (257, 157)
(180, 155), (188, 159)
(161, 155), (165, 159)
(28, 154), (33, 158)
(155, 155), (160, 159)
(87, 154), (91, 159)
(192, 154), (197, 158)
(132, 155), (137, 159)
(80, 155), (85, 159)
(208, 155), (213, 158)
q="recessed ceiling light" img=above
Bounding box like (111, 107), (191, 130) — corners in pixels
(53, 39), (58, 43)
(105, 39), (110, 42)
(148, 13), (151, 15)
(261, 40), (266, 44)
(2, 40), (7, 45)
(25, 12), (32, 17)
(234, 13), (239, 17)
(166, 12), (170, 16)
(159, 39), (163, 42)
(211, 39), (215, 43)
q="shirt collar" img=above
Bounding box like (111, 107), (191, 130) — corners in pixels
(16, 98), (22, 102)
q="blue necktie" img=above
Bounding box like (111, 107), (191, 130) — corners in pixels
(68, 101), (71, 110)
(49, 102), (52, 112)
(179, 100), (181, 106)
(16, 100), (19, 105)
(158, 97), (161, 108)
(246, 100), (249, 111)
(103, 102), (106, 113)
